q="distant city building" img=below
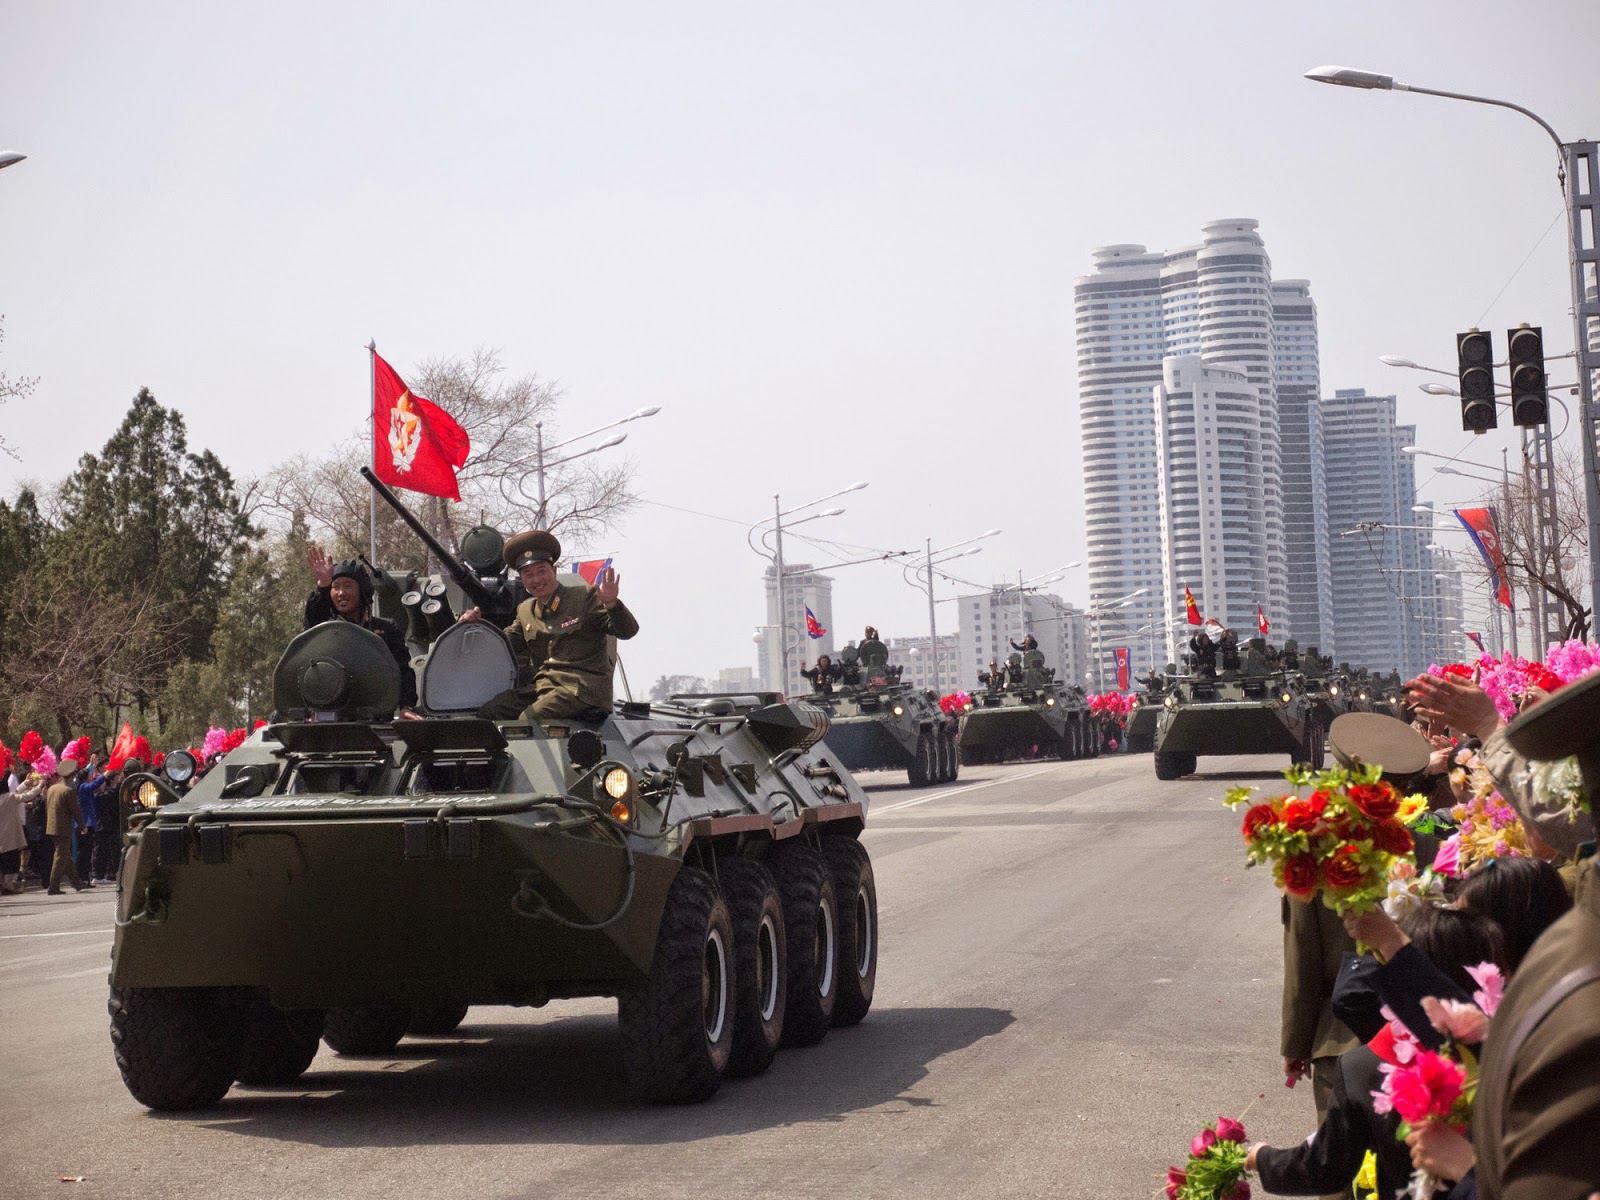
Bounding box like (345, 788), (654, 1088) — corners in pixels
(1425, 555), (1472, 664)
(1273, 280), (1330, 651)
(1320, 389), (1436, 677)
(884, 634), (962, 693)
(758, 562), (834, 697)
(715, 666), (758, 693)
(958, 587), (1089, 691)
(1075, 219), (1319, 678)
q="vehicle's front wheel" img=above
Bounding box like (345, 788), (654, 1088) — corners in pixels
(322, 1006), (413, 1056)
(824, 839), (877, 1027)
(1154, 751), (1184, 780)
(945, 728), (960, 781)
(617, 865), (734, 1103)
(907, 731), (933, 787)
(407, 1003), (471, 1036)
(109, 986), (247, 1111)
(720, 858), (786, 1078)
(236, 1000), (324, 1086)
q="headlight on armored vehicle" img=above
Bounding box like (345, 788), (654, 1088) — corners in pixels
(135, 781), (163, 810)
(1328, 684), (1340, 696)
(603, 767), (631, 800)
(1045, 696), (1056, 706)
(164, 749), (197, 784)
(1164, 693), (1177, 710)
(1280, 691), (1293, 705)
(892, 704), (905, 716)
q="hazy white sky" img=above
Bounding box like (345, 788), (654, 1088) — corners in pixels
(3, 0), (1596, 688)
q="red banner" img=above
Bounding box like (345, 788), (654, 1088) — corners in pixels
(372, 350), (470, 501)
(1184, 585), (1201, 626)
(1113, 647), (1131, 691)
(1454, 506), (1513, 609)
(1257, 604), (1269, 636)
(570, 557), (612, 586)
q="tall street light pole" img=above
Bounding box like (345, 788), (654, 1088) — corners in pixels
(904, 531), (1000, 693)
(1307, 65), (1600, 635)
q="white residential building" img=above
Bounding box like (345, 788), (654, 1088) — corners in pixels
(758, 563), (834, 697)
(1074, 219), (1319, 678)
(958, 588), (1089, 691)
(884, 634), (963, 693)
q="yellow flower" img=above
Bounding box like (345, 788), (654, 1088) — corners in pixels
(1354, 1149), (1378, 1199)
(1398, 794), (1428, 824)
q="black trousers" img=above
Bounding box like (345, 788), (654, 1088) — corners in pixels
(95, 827), (120, 880)
(75, 830), (94, 880)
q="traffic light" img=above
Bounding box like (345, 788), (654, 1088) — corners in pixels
(1456, 329), (1497, 433)
(1507, 324), (1548, 427)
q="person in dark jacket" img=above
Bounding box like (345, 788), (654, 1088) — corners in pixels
(304, 547), (417, 711)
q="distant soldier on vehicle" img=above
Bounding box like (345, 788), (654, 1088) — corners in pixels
(801, 655), (840, 695)
(858, 626), (888, 668)
(304, 547), (418, 712)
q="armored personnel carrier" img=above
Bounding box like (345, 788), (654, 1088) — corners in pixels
(1152, 640), (1320, 780)
(1122, 671), (1167, 754)
(107, 475), (879, 1112)
(800, 644), (957, 786)
(958, 651), (1097, 764)
(1295, 644), (1350, 733)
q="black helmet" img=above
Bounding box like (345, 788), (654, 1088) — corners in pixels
(332, 560), (373, 609)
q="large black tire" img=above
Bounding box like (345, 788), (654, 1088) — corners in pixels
(109, 986), (247, 1111)
(236, 1001), (324, 1086)
(1153, 751), (1183, 781)
(907, 731), (933, 787)
(617, 865), (734, 1103)
(823, 839), (877, 1027)
(936, 727), (956, 782)
(1180, 752), (1198, 775)
(322, 1006), (413, 1056)
(769, 841), (839, 1047)
(407, 1003), (470, 1036)
(719, 858), (786, 1078)
(945, 728), (960, 781)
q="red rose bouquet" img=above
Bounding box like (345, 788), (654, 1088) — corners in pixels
(1225, 764), (1416, 915)
(1165, 1115), (1252, 1199)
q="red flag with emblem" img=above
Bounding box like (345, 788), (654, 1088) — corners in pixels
(1113, 647), (1131, 691)
(371, 349), (470, 501)
(1257, 604), (1269, 636)
(1184, 585), (1201, 626)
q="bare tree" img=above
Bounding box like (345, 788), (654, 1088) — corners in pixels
(252, 348), (639, 571)
(0, 316), (38, 461)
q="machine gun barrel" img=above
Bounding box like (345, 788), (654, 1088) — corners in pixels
(360, 466), (496, 611)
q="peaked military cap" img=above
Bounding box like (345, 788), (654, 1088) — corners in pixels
(56, 757), (79, 778)
(1504, 668), (1600, 766)
(1328, 711), (1430, 777)
(503, 529), (561, 571)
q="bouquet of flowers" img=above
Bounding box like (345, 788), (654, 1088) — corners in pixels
(1225, 763), (1416, 915)
(1371, 962), (1502, 1200)
(1087, 692), (1135, 721)
(1437, 793), (1529, 876)
(1166, 1116), (1251, 1199)
(1381, 858), (1447, 919)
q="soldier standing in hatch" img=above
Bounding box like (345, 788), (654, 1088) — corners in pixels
(801, 655), (839, 695)
(858, 626), (887, 664)
(304, 547), (418, 712)
(462, 529), (640, 721)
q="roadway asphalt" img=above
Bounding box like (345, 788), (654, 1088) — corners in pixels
(1, 752), (1330, 1199)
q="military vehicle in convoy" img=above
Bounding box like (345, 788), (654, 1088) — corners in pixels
(799, 644), (958, 786)
(1295, 644), (1350, 733)
(107, 473), (879, 1112)
(1123, 672), (1166, 754)
(1152, 639), (1321, 780)
(958, 650), (1098, 764)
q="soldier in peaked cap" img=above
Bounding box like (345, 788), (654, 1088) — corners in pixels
(460, 528), (639, 721)
(1469, 670), (1600, 1200)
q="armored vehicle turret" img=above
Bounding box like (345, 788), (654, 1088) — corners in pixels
(958, 651), (1097, 764)
(1122, 668), (1167, 754)
(107, 479), (880, 1112)
(1152, 644), (1320, 780)
(799, 642), (958, 786)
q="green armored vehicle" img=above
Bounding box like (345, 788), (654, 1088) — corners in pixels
(108, 479), (879, 1112)
(1152, 638), (1321, 780)
(958, 650), (1097, 764)
(1123, 670), (1166, 754)
(800, 643), (957, 786)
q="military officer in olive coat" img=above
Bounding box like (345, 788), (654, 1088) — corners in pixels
(45, 759), (88, 895)
(1469, 669), (1600, 1200)
(461, 529), (639, 721)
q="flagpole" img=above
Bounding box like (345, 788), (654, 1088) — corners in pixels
(367, 340), (378, 567)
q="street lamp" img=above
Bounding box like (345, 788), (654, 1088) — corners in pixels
(748, 483), (870, 691)
(0, 153), (25, 171)
(506, 406), (661, 527)
(1087, 587), (1150, 690)
(903, 530), (1001, 693)
(1307, 63), (1600, 635)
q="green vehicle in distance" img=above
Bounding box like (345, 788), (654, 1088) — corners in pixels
(1297, 644), (1350, 733)
(1152, 639), (1321, 780)
(958, 651), (1098, 764)
(107, 476), (879, 1112)
(1123, 671), (1167, 755)
(802, 643), (958, 786)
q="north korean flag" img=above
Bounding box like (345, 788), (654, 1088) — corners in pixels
(805, 606), (826, 639)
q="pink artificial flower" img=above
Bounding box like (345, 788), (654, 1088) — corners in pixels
(1190, 1127), (1217, 1157)
(1386, 1050), (1466, 1124)
(1432, 835), (1462, 878)
(1466, 962), (1505, 1017)
(1215, 1116), (1247, 1144)
(1165, 1167), (1187, 1199)
(1421, 996), (1490, 1044)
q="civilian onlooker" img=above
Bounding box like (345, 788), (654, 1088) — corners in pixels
(0, 780), (26, 893)
(93, 767), (122, 882)
(74, 762), (101, 883)
(17, 771), (49, 886)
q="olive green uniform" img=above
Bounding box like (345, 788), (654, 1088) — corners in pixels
(1281, 893), (1360, 1124)
(478, 582), (640, 721)
(44, 780), (85, 894)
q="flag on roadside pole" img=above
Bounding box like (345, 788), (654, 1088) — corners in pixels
(570, 558), (613, 586)
(1454, 506), (1514, 610)
(805, 607), (826, 639)
(372, 349), (470, 501)
(1113, 647), (1131, 691)
(1466, 631), (1486, 654)
(1257, 604), (1269, 636)
(1184, 585), (1202, 626)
